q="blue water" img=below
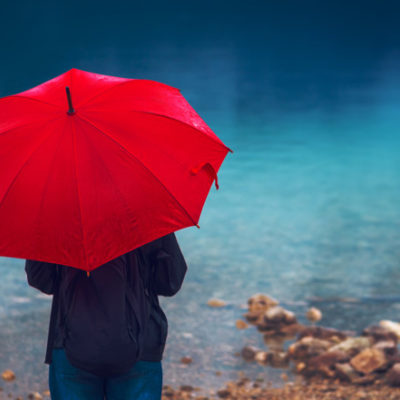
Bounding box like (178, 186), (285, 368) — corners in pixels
(1, 1), (400, 397)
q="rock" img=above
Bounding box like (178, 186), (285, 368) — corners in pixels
(42, 390), (50, 397)
(254, 351), (269, 364)
(163, 386), (175, 397)
(329, 336), (372, 357)
(352, 374), (377, 386)
(216, 389), (231, 398)
(180, 356), (193, 364)
(1, 370), (15, 382)
(334, 362), (360, 382)
(247, 293), (279, 314)
(268, 351), (289, 368)
(350, 348), (387, 374)
(363, 325), (398, 343)
(306, 307), (322, 323)
(180, 385), (194, 392)
(263, 306), (297, 325)
(298, 326), (347, 343)
(241, 345), (258, 361)
(215, 370), (222, 376)
(235, 319), (248, 330)
(288, 337), (332, 360)
(243, 311), (263, 323)
(207, 298), (226, 307)
(379, 320), (400, 340)
(373, 340), (398, 357)
(296, 362), (306, 372)
(305, 350), (349, 378)
(28, 393), (43, 400)
(386, 363), (400, 387)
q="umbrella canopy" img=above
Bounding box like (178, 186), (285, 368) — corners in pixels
(0, 68), (231, 271)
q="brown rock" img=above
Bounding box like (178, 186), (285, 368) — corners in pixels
(241, 345), (258, 361)
(243, 311), (263, 323)
(1, 370), (15, 382)
(306, 307), (322, 323)
(379, 320), (400, 340)
(180, 356), (193, 364)
(207, 298), (226, 307)
(298, 326), (347, 342)
(216, 389), (231, 398)
(42, 390), (51, 397)
(263, 306), (297, 325)
(386, 363), (400, 387)
(268, 351), (289, 368)
(247, 293), (278, 314)
(254, 351), (269, 364)
(28, 393), (43, 400)
(329, 336), (372, 357)
(373, 340), (398, 357)
(350, 348), (387, 374)
(235, 319), (248, 330)
(363, 325), (398, 344)
(180, 385), (194, 392)
(288, 337), (332, 360)
(334, 362), (360, 382)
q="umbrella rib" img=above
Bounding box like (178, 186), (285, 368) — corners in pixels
(84, 107), (232, 154)
(0, 117), (55, 137)
(74, 80), (133, 108)
(0, 116), (64, 212)
(70, 119), (89, 270)
(11, 95), (61, 109)
(76, 114), (199, 228)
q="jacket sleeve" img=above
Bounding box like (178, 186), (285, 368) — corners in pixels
(25, 259), (58, 295)
(149, 233), (188, 297)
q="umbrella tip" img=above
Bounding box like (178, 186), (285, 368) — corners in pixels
(65, 86), (75, 115)
(196, 224), (200, 229)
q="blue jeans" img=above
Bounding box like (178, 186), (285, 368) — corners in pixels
(49, 349), (163, 400)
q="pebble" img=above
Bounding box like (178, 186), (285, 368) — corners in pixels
(306, 307), (322, 323)
(235, 319), (248, 330)
(1, 370), (15, 382)
(207, 298), (226, 307)
(180, 356), (193, 364)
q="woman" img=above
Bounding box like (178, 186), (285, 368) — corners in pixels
(25, 232), (188, 400)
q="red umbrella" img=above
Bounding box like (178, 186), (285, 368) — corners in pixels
(0, 68), (232, 272)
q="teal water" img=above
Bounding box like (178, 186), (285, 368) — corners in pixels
(1, 0), (400, 397)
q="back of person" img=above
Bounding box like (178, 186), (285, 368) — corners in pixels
(25, 232), (188, 400)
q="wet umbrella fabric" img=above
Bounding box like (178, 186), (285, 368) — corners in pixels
(0, 68), (231, 271)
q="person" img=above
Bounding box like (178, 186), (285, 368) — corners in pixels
(25, 232), (187, 400)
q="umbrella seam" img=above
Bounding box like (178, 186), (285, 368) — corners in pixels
(75, 114), (199, 228)
(70, 119), (89, 270)
(80, 107), (232, 154)
(75, 79), (180, 109)
(0, 117), (59, 137)
(0, 115), (64, 214)
(11, 95), (61, 109)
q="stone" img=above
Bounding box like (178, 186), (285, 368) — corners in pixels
(28, 393), (43, 400)
(1, 370), (15, 382)
(288, 337), (332, 360)
(247, 293), (278, 314)
(180, 356), (193, 364)
(363, 325), (398, 343)
(305, 350), (349, 378)
(207, 298), (226, 307)
(298, 326), (347, 343)
(42, 390), (50, 397)
(235, 319), (248, 330)
(216, 389), (231, 398)
(241, 345), (258, 361)
(306, 307), (322, 323)
(254, 351), (269, 364)
(350, 348), (387, 374)
(379, 320), (400, 340)
(180, 385), (194, 392)
(268, 351), (289, 368)
(334, 362), (360, 382)
(329, 336), (372, 357)
(263, 306), (297, 325)
(386, 363), (400, 387)
(373, 340), (398, 357)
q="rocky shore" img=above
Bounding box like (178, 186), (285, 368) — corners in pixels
(2, 293), (400, 399)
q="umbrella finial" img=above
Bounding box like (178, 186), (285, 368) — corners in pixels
(65, 87), (75, 115)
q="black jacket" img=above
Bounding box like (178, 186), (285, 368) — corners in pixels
(25, 233), (187, 364)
